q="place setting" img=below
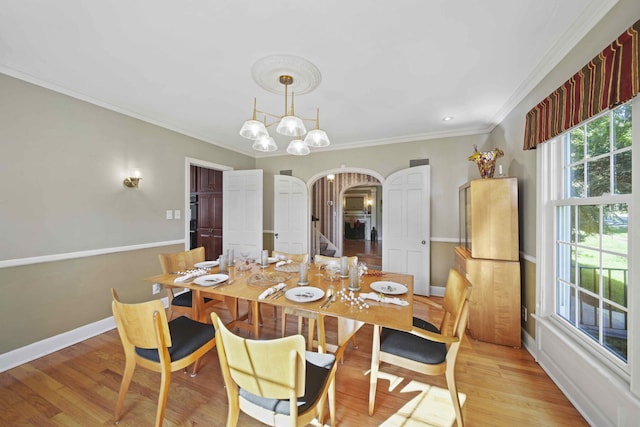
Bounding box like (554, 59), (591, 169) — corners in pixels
(360, 280), (409, 306)
(193, 273), (230, 288)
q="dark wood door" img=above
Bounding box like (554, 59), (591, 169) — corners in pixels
(198, 167), (222, 192)
(193, 167), (223, 260)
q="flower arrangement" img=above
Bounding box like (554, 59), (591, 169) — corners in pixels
(468, 145), (504, 178)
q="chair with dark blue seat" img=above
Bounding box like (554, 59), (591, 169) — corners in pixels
(211, 312), (337, 426)
(111, 288), (216, 427)
(368, 268), (472, 427)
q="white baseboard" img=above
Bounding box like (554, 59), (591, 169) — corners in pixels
(0, 317), (116, 373)
(0, 296), (169, 373)
(430, 285), (445, 297)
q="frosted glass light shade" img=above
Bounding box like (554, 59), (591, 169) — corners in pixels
(286, 139), (310, 155)
(304, 129), (330, 147)
(276, 115), (307, 137)
(239, 120), (268, 139)
(252, 136), (278, 152)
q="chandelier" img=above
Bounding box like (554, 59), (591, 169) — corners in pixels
(239, 56), (330, 155)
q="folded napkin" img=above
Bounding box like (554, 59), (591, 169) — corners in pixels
(174, 269), (207, 283)
(275, 259), (293, 268)
(258, 283), (287, 300)
(359, 292), (409, 306)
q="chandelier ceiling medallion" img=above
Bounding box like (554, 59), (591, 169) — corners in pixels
(239, 55), (330, 155)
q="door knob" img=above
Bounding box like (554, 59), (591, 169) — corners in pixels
(421, 240), (426, 244)
(274, 233), (279, 239)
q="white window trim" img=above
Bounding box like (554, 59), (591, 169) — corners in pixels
(536, 96), (640, 412)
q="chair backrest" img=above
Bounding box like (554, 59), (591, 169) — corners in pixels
(212, 312), (306, 399)
(313, 254), (358, 267)
(440, 268), (472, 340)
(111, 288), (172, 351)
(272, 250), (309, 263)
(158, 247), (205, 273)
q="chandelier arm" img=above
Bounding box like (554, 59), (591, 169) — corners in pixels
(255, 109), (319, 124)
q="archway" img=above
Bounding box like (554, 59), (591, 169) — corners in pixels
(307, 168), (384, 264)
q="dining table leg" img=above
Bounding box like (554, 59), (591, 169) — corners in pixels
(368, 324), (381, 416)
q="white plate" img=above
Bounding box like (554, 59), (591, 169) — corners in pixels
(370, 281), (408, 295)
(194, 274), (229, 286)
(285, 287), (325, 303)
(267, 257), (279, 264)
(194, 260), (219, 269)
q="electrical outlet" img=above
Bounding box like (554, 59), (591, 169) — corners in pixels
(522, 305), (528, 322)
(152, 283), (161, 294)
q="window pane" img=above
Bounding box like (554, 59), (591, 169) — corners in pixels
(557, 242), (576, 283)
(613, 103), (632, 149)
(603, 302), (627, 362)
(578, 291), (599, 342)
(614, 151), (632, 194)
(603, 204), (628, 255)
(587, 157), (610, 197)
(569, 164), (585, 198)
(587, 114), (610, 157)
(577, 205), (599, 242)
(569, 127), (585, 162)
(557, 279), (576, 324)
(577, 247), (600, 294)
(602, 252), (628, 307)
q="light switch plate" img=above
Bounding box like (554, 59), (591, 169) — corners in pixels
(166, 210), (173, 220)
(174, 209), (181, 219)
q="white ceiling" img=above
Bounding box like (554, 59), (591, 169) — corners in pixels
(0, 0), (615, 157)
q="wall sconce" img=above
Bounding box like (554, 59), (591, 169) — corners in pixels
(123, 170), (142, 188)
(327, 174), (335, 181)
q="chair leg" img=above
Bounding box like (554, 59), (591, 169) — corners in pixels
(328, 377), (336, 426)
(281, 311), (287, 337)
(191, 357), (204, 377)
(114, 357), (136, 422)
(446, 365), (464, 427)
(316, 315), (326, 354)
(307, 318), (316, 351)
(155, 366), (171, 427)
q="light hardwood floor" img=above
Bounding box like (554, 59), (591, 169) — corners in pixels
(0, 296), (587, 427)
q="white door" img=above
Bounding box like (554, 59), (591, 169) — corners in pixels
(382, 165), (430, 295)
(274, 175), (308, 255)
(223, 170), (263, 258)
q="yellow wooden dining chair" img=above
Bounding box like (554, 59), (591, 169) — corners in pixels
(111, 288), (216, 427)
(211, 312), (337, 427)
(368, 268), (472, 427)
(158, 247), (223, 321)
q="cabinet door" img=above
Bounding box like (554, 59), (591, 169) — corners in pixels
(197, 193), (223, 259)
(454, 247), (521, 347)
(470, 178), (519, 261)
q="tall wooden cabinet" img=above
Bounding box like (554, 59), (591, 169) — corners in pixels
(454, 178), (521, 347)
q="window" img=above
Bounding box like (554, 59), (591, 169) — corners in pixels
(555, 102), (632, 364)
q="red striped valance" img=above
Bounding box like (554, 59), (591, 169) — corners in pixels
(523, 19), (640, 150)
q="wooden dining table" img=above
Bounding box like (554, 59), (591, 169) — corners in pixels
(144, 261), (414, 358)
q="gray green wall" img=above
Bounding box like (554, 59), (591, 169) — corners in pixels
(0, 74), (255, 353)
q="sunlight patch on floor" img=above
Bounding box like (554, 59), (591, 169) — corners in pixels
(380, 380), (466, 427)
